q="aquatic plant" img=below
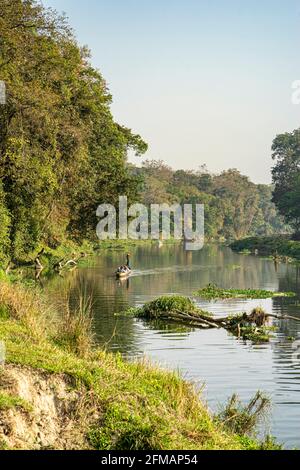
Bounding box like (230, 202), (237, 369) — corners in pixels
(194, 284), (295, 300)
(121, 296), (212, 319)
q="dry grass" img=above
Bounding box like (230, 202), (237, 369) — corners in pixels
(0, 281), (52, 339)
(216, 391), (271, 436)
(56, 286), (94, 358)
(0, 280), (94, 359)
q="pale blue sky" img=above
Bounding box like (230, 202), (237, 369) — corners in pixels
(44, 0), (300, 183)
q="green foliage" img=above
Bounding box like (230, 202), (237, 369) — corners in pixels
(272, 129), (300, 234)
(122, 295), (211, 319)
(0, 304), (10, 320)
(88, 405), (165, 450)
(194, 284), (295, 300)
(231, 235), (300, 261)
(54, 290), (94, 358)
(0, 182), (10, 263)
(137, 162), (287, 241)
(239, 325), (275, 343)
(0, 0), (147, 261)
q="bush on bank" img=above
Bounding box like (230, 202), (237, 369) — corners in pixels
(231, 236), (300, 261)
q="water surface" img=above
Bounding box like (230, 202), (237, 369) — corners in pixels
(45, 244), (300, 448)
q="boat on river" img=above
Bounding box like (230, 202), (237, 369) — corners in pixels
(115, 254), (132, 278)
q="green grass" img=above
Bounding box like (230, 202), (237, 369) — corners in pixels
(0, 319), (251, 450)
(0, 391), (32, 412)
(194, 284), (296, 300)
(0, 281), (281, 450)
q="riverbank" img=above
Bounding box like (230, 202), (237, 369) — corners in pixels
(0, 278), (280, 450)
(230, 236), (300, 261)
(2, 238), (184, 276)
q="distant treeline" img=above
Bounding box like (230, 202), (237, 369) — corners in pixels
(134, 161), (288, 241)
(0, 0), (290, 266)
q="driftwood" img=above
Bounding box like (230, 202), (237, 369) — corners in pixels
(147, 308), (300, 338)
(35, 257), (44, 270)
(53, 253), (87, 272)
(54, 259), (77, 272)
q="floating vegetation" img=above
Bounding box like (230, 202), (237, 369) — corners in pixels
(227, 264), (241, 270)
(121, 296), (213, 320)
(193, 284), (296, 300)
(239, 249), (252, 255)
(120, 297), (300, 344)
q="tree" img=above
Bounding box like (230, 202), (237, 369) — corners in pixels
(0, 0), (147, 260)
(212, 170), (259, 239)
(0, 181), (10, 263)
(272, 129), (300, 233)
(137, 162), (284, 241)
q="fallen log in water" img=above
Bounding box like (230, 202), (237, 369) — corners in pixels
(120, 296), (300, 343)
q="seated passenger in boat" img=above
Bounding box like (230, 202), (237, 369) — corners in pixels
(117, 265), (129, 274)
(116, 255), (131, 275)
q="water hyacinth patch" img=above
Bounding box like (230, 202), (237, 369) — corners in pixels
(193, 284), (296, 300)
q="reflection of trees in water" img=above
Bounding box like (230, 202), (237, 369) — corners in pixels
(270, 263), (300, 384)
(278, 265), (300, 296)
(272, 264), (300, 343)
(43, 244), (300, 355)
(44, 268), (141, 355)
(139, 318), (193, 336)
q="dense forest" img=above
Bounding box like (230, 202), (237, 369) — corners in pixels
(136, 161), (287, 241)
(0, 0), (289, 266)
(0, 0), (147, 265)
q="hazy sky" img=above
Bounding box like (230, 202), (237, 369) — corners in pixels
(44, 0), (300, 183)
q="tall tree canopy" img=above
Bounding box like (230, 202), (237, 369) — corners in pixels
(0, 0), (147, 262)
(138, 163), (287, 240)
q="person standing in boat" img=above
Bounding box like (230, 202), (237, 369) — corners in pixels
(126, 253), (131, 270)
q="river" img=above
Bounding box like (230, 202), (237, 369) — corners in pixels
(44, 244), (300, 449)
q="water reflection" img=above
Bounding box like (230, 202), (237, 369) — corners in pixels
(44, 244), (300, 448)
